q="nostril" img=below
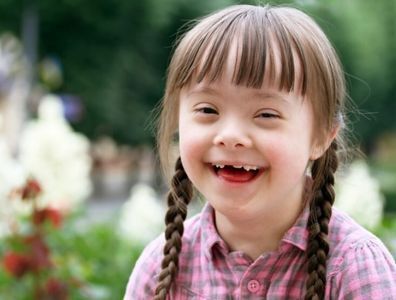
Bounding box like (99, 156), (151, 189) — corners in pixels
(214, 139), (250, 148)
(213, 134), (251, 148)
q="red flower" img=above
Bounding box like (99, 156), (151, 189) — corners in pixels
(24, 234), (52, 272)
(45, 278), (68, 300)
(2, 251), (31, 278)
(14, 178), (42, 200)
(33, 208), (63, 228)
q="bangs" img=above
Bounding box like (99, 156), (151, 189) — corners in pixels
(172, 6), (307, 94)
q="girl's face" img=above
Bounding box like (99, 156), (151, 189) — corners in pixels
(178, 57), (320, 223)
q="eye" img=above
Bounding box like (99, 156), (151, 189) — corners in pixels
(256, 111), (280, 119)
(195, 106), (218, 114)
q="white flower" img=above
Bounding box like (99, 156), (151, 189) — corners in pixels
(0, 130), (27, 236)
(118, 182), (165, 245)
(335, 160), (384, 230)
(19, 94), (92, 212)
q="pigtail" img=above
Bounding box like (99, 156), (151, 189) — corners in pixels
(305, 141), (338, 300)
(154, 157), (193, 300)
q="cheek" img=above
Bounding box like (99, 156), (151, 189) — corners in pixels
(179, 135), (197, 163)
(178, 133), (208, 189)
(178, 109), (210, 165)
(264, 135), (311, 175)
(178, 126), (205, 171)
(178, 110), (194, 162)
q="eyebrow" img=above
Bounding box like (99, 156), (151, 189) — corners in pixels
(186, 85), (290, 103)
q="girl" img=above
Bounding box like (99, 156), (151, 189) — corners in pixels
(124, 4), (396, 299)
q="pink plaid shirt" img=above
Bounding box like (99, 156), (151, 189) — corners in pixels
(124, 203), (396, 299)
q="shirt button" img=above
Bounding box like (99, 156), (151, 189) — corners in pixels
(247, 279), (260, 293)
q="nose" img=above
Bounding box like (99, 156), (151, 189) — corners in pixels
(213, 119), (253, 149)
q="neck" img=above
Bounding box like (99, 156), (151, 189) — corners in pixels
(214, 200), (304, 261)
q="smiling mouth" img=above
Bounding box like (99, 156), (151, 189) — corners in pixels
(211, 164), (262, 183)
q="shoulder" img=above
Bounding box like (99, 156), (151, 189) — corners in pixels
(328, 207), (378, 251)
(328, 207), (394, 266)
(327, 207), (396, 298)
(123, 212), (203, 300)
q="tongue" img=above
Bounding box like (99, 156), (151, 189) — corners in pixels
(217, 167), (256, 182)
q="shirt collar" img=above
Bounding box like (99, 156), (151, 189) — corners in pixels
(200, 203), (228, 260)
(280, 201), (310, 251)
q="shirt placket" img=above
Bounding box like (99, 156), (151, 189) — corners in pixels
(238, 253), (274, 299)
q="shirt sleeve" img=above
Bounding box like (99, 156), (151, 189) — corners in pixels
(329, 238), (396, 299)
(123, 235), (164, 300)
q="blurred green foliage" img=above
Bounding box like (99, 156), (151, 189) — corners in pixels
(0, 216), (143, 299)
(374, 214), (396, 258)
(306, 0), (396, 151)
(48, 220), (143, 299)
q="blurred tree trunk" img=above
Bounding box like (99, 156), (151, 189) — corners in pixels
(4, 0), (39, 155)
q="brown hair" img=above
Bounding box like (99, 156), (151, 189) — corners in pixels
(155, 4), (346, 300)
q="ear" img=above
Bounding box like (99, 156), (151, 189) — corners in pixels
(310, 125), (339, 160)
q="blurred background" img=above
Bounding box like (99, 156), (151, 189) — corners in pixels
(0, 0), (395, 299)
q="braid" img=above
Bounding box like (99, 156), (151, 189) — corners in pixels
(154, 157), (193, 300)
(305, 141), (338, 300)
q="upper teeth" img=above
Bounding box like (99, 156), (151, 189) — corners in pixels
(214, 164), (258, 171)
